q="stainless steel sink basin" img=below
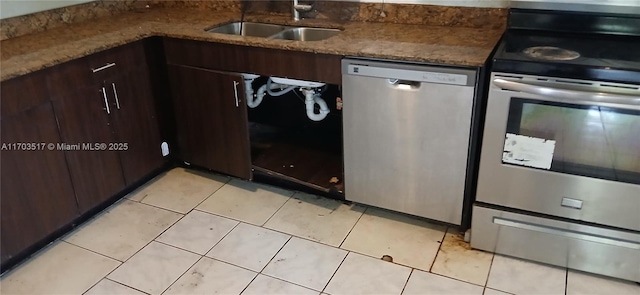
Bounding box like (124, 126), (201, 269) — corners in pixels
(207, 21), (341, 41)
(269, 27), (341, 41)
(206, 22), (289, 37)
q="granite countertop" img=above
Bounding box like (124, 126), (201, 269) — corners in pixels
(0, 7), (505, 82)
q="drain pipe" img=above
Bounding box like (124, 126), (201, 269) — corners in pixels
(301, 88), (330, 121)
(242, 73), (260, 108)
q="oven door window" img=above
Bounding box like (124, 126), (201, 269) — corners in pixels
(504, 98), (640, 185)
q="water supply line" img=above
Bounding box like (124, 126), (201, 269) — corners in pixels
(266, 77), (296, 96)
(243, 76), (296, 108)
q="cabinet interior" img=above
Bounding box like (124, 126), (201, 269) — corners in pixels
(247, 77), (344, 197)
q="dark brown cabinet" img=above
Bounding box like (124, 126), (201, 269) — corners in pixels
(0, 72), (80, 265)
(167, 64), (251, 179)
(163, 38), (342, 85)
(51, 82), (127, 213)
(110, 67), (165, 185)
(50, 42), (165, 213)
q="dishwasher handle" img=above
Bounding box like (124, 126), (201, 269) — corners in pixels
(388, 79), (421, 89)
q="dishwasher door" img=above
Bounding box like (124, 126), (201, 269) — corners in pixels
(342, 59), (476, 225)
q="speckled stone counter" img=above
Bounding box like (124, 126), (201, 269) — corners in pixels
(0, 5), (506, 82)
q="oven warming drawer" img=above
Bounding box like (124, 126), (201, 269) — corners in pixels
(471, 205), (640, 282)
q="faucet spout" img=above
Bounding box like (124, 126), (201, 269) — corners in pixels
(293, 0), (313, 21)
(293, 0), (300, 21)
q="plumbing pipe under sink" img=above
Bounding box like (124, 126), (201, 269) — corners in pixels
(241, 74), (330, 121)
(301, 88), (330, 121)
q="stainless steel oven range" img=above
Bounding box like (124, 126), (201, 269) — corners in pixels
(471, 1), (640, 282)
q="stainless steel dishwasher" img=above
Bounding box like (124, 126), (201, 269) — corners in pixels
(342, 58), (476, 225)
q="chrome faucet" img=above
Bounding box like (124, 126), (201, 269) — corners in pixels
(293, 0), (313, 21)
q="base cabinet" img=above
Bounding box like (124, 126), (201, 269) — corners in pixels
(51, 83), (127, 213)
(109, 65), (165, 185)
(50, 41), (165, 213)
(0, 73), (80, 265)
(1, 41), (167, 268)
(167, 64), (251, 179)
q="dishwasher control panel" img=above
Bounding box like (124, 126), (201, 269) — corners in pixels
(345, 62), (474, 86)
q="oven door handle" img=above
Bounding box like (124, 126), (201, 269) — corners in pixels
(493, 78), (640, 110)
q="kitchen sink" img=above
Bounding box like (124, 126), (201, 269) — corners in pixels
(269, 27), (341, 41)
(206, 22), (289, 37)
(207, 22), (341, 41)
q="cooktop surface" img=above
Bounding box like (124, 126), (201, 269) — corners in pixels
(492, 30), (640, 84)
(491, 9), (640, 84)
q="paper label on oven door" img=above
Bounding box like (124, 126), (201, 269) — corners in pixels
(502, 133), (556, 170)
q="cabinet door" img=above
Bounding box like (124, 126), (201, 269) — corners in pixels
(51, 83), (126, 213)
(167, 64), (251, 179)
(109, 66), (165, 185)
(1, 74), (79, 265)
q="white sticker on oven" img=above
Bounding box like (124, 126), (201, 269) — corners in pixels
(502, 133), (556, 170)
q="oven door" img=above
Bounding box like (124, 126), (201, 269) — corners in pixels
(477, 73), (640, 231)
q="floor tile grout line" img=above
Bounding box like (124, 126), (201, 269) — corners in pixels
(258, 235), (293, 274)
(60, 240), (124, 263)
(69, 241), (151, 295)
(159, 255), (206, 295)
(320, 250), (350, 294)
(564, 266), (569, 295)
(337, 206), (367, 249)
(186, 175), (233, 213)
(427, 225), (449, 273)
(153, 240), (209, 257)
(100, 209), (189, 287)
(200, 221), (242, 258)
(260, 191), (296, 227)
(137, 168), (231, 214)
(105, 278), (152, 295)
(135, 200), (190, 215)
(81, 278), (152, 295)
(258, 271), (328, 293)
(238, 272), (260, 295)
(483, 252), (497, 288)
(399, 268), (415, 295)
(202, 256), (261, 276)
(422, 268), (490, 289)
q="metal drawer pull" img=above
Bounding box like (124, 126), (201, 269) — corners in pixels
(101, 87), (110, 114)
(92, 62), (116, 73)
(112, 82), (120, 109)
(493, 217), (640, 250)
(233, 81), (240, 107)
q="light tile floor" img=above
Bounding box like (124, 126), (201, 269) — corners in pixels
(1, 168), (639, 295)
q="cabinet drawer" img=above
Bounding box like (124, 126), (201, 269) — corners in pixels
(47, 42), (148, 99)
(163, 38), (342, 85)
(87, 42), (147, 81)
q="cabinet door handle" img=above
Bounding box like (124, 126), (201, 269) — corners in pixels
(92, 63), (116, 73)
(233, 81), (240, 108)
(101, 87), (110, 114)
(111, 82), (121, 110)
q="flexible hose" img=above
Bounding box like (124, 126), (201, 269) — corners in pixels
(266, 78), (296, 96)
